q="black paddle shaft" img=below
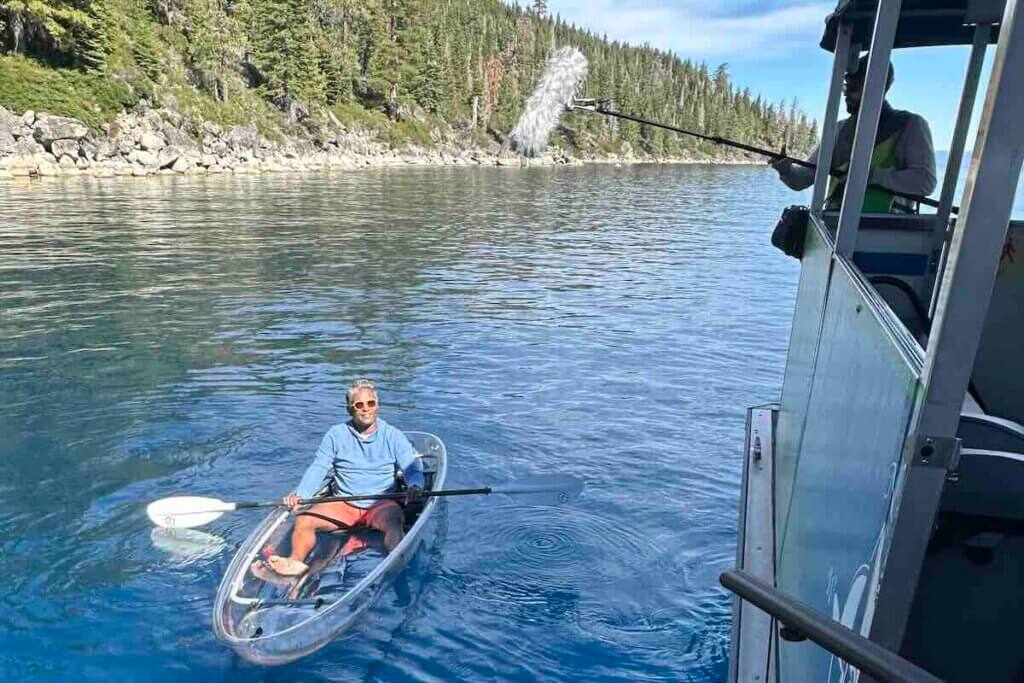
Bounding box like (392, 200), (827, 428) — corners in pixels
(580, 104), (945, 211)
(237, 487), (495, 509)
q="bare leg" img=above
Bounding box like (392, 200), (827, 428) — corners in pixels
(267, 502), (356, 576)
(286, 514), (321, 565)
(367, 501), (406, 552)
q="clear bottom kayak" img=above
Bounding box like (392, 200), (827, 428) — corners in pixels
(212, 431), (447, 665)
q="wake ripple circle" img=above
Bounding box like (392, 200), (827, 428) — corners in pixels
(472, 506), (663, 583)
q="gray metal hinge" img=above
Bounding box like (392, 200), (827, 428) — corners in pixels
(911, 434), (961, 477)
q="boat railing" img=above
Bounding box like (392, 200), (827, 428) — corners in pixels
(720, 569), (943, 683)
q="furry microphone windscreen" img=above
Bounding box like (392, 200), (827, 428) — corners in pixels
(510, 47), (589, 158)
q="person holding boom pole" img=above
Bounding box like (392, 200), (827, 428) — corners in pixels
(770, 53), (937, 213)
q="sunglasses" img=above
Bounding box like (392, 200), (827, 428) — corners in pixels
(351, 399), (377, 410)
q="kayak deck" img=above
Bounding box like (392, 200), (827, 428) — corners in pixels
(212, 432), (447, 665)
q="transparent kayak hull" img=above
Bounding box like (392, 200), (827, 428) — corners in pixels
(212, 431), (447, 665)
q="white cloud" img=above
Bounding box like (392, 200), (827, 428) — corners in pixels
(521, 1), (833, 60)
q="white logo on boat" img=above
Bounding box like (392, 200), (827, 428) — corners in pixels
(826, 523), (887, 683)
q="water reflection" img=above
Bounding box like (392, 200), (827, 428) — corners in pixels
(0, 165), (800, 680)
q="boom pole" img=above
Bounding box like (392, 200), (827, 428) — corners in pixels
(570, 99), (944, 211)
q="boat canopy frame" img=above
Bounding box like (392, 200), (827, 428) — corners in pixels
(767, 0), (1024, 673)
(871, 0), (1023, 651)
(820, 0), (1006, 50)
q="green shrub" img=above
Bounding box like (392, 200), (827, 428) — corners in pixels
(0, 54), (134, 127)
(163, 84), (287, 140)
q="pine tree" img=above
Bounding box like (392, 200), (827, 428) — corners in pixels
(0, 0), (819, 158)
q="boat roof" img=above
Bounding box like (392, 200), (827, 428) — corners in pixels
(820, 0), (1005, 51)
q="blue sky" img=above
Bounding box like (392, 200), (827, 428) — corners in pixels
(510, 1), (998, 150)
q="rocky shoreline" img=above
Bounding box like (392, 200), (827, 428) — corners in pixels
(0, 104), (753, 181)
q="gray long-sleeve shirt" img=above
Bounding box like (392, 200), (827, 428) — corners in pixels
(295, 419), (425, 506)
(777, 102), (936, 199)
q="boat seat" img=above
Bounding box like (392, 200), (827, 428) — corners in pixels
(943, 449), (1024, 521)
(958, 389), (1024, 453)
(962, 390), (983, 416)
(959, 413), (1024, 453)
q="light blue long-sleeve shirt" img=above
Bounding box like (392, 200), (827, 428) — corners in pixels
(294, 419), (425, 507)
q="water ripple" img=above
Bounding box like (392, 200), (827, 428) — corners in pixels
(0, 166), (801, 681)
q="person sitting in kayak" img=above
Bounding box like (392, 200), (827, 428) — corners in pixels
(254, 379), (425, 578)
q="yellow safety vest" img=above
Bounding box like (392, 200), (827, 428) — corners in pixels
(826, 132), (915, 213)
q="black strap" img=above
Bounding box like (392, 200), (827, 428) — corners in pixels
(296, 510), (352, 531)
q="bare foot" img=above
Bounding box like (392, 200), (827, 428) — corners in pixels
(249, 560), (293, 588)
(267, 555), (309, 576)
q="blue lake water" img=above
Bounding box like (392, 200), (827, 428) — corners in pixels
(1, 165), (806, 681)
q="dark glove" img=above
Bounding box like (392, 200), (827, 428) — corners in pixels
(404, 485), (424, 506)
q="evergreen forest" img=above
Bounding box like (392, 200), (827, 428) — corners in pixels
(0, 0), (818, 157)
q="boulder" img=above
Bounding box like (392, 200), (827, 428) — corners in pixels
(93, 140), (116, 161)
(225, 125), (259, 150)
(157, 145), (181, 169)
(127, 149), (158, 167)
(201, 120), (222, 136)
(51, 139), (80, 159)
(12, 137), (45, 156)
(143, 110), (163, 131)
(5, 151), (36, 172)
(80, 139), (98, 161)
(115, 135), (135, 155)
(37, 161), (61, 176)
(170, 156), (192, 173)
(58, 155), (77, 169)
(0, 132), (16, 155)
(22, 110), (35, 126)
(33, 114), (88, 145)
(76, 157), (90, 169)
(200, 153), (217, 167)
(162, 124), (197, 151)
(139, 132), (166, 151)
(0, 106), (19, 135)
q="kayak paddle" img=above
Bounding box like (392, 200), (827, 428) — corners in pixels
(146, 474), (584, 529)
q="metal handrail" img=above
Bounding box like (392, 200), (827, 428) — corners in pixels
(720, 569), (943, 683)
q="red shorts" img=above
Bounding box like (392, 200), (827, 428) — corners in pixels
(312, 499), (400, 556)
(320, 499), (400, 529)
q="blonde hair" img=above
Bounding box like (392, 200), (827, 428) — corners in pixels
(346, 379), (377, 405)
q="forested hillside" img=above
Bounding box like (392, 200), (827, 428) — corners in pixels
(0, 0), (817, 158)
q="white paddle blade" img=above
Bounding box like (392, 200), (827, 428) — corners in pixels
(146, 496), (237, 529)
(490, 475), (584, 506)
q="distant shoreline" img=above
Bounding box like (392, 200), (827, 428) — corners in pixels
(0, 106), (766, 182)
(0, 155), (765, 181)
